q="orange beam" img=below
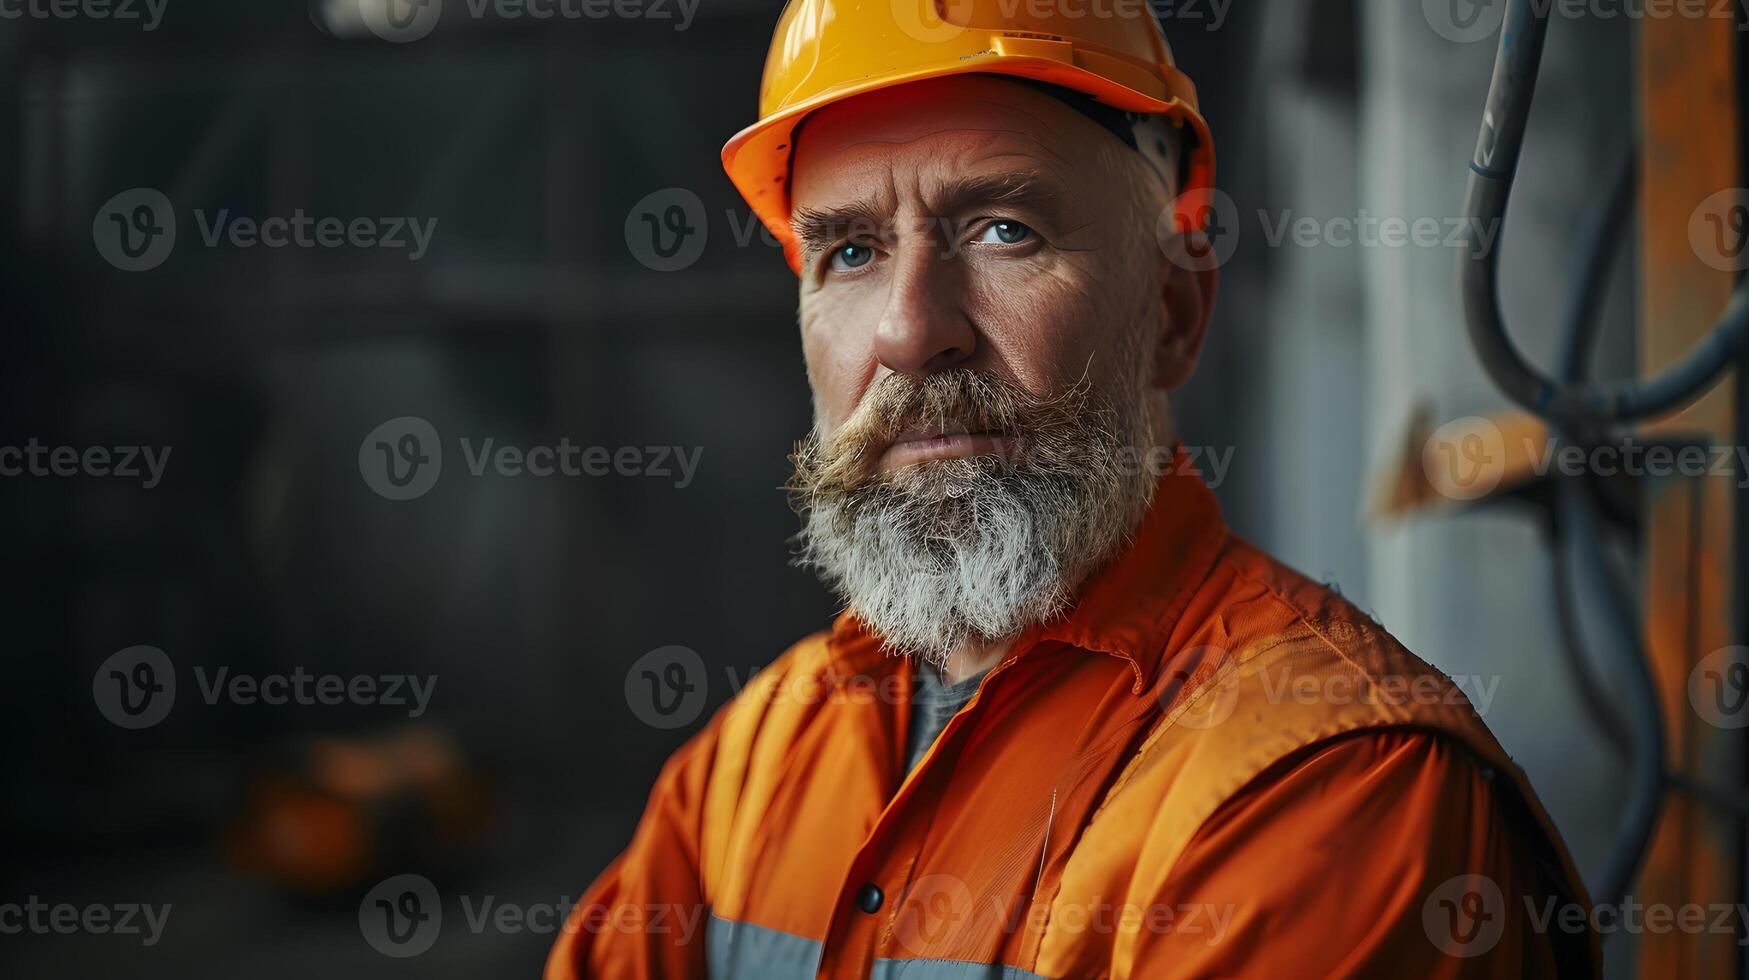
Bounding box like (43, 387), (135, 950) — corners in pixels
(1635, 11), (1741, 979)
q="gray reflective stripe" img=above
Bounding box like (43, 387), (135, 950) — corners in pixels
(707, 914), (820, 979)
(871, 957), (1048, 980)
(705, 913), (1051, 980)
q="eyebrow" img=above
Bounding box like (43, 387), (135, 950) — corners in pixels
(791, 169), (1069, 261)
(929, 170), (1067, 218)
(792, 200), (890, 259)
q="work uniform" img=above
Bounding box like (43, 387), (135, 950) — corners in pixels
(547, 456), (1598, 979)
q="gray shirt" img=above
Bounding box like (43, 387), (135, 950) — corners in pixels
(904, 664), (990, 774)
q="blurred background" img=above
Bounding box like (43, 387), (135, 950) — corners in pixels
(0, 0), (1744, 976)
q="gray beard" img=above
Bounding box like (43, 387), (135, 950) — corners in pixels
(792, 385), (1157, 667)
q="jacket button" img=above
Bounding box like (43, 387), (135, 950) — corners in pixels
(855, 883), (883, 914)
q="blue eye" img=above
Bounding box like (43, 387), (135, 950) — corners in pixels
(977, 220), (1033, 245)
(831, 243), (874, 271)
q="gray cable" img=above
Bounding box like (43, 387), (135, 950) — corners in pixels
(1459, 0), (1749, 427)
(1457, 0), (1680, 914)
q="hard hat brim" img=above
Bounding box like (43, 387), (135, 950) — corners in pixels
(721, 53), (1214, 274)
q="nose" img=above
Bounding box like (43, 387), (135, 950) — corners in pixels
(873, 247), (976, 376)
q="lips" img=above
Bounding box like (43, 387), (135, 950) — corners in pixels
(877, 422), (1008, 473)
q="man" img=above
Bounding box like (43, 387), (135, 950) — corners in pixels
(548, 2), (1596, 977)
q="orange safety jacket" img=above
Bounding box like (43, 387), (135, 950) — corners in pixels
(548, 455), (1599, 979)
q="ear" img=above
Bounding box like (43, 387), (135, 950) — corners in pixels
(1151, 253), (1218, 390)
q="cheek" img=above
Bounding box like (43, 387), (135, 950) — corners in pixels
(799, 290), (882, 430)
(963, 263), (1126, 393)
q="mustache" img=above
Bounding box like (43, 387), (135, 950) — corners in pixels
(788, 369), (1102, 496)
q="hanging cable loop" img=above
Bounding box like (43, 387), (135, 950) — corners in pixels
(1460, 0), (1749, 428)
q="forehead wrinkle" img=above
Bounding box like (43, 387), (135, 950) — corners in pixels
(846, 130), (1075, 198)
(827, 105), (1074, 161)
(832, 123), (1052, 157)
(966, 96), (1072, 146)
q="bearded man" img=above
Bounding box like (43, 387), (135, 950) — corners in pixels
(547, 2), (1596, 977)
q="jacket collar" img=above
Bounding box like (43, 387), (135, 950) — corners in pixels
(824, 446), (1229, 695)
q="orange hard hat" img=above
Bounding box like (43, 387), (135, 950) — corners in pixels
(720, 0), (1217, 273)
